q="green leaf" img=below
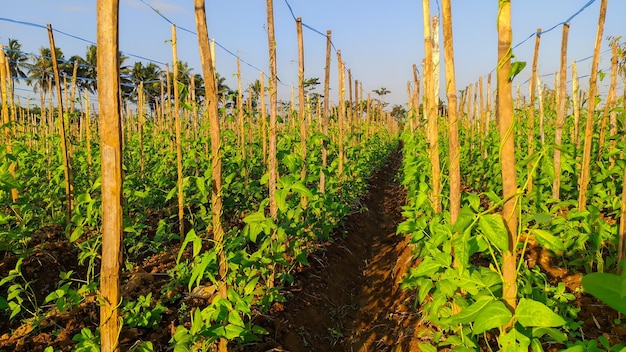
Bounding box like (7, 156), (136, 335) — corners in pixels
(452, 207), (475, 234)
(223, 324), (246, 339)
(69, 226), (84, 243)
(500, 328), (530, 352)
(417, 343), (437, 352)
(516, 298), (566, 327)
(531, 229), (566, 252)
(451, 296), (494, 324)
(532, 212), (552, 225)
(228, 310), (245, 327)
(451, 231), (470, 275)
(472, 300), (512, 335)
(291, 181), (314, 198)
(478, 214), (509, 252)
(530, 338), (544, 352)
(508, 60), (527, 82)
(275, 189), (288, 213)
(531, 327), (567, 343)
(410, 257), (442, 278)
(582, 272), (626, 315)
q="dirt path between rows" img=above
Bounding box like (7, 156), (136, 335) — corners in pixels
(251, 147), (426, 352)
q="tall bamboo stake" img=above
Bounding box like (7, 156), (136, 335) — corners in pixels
(337, 50), (345, 183)
(194, 4), (228, 351)
(552, 23), (570, 200)
(265, 0), (280, 292)
(296, 17), (307, 191)
(432, 14), (440, 107)
(412, 64), (420, 128)
(266, 0), (278, 221)
(441, 0), (460, 224)
(497, 0), (518, 311)
(578, 0), (608, 211)
(422, 0), (441, 213)
(47, 24), (73, 227)
(96, 0), (122, 349)
(599, 40), (619, 167)
(571, 61), (581, 148)
(527, 28), (541, 194)
(537, 77), (546, 145)
(171, 25), (186, 241)
(261, 72), (268, 165)
(0, 46), (17, 203)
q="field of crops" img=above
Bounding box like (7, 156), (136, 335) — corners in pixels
(1, 0), (626, 351)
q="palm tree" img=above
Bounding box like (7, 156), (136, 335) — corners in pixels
(27, 46), (64, 94)
(192, 73), (205, 103)
(4, 39), (29, 94)
(130, 61), (163, 112)
(81, 45), (98, 94)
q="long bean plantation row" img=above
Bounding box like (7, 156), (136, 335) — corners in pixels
(1, 0), (626, 351)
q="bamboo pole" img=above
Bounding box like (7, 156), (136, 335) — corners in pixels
(266, 0), (278, 217)
(237, 57), (245, 165)
(578, 0), (608, 211)
(599, 40), (619, 166)
(348, 69), (353, 138)
(261, 72), (268, 165)
(527, 29), (541, 194)
(190, 9), (224, 352)
(497, 0), (518, 311)
(171, 25), (186, 240)
(537, 77), (546, 145)
(0, 47), (17, 202)
(441, 0), (460, 224)
(412, 64), (420, 128)
(296, 18), (307, 189)
(96, 0), (122, 349)
(422, 0), (441, 213)
(86, 97), (93, 179)
(47, 24), (73, 226)
(486, 73), (492, 133)
(432, 14), (440, 107)
(138, 82), (145, 178)
(337, 50), (345, 183)
(0, 45), (18, 203)
(571, 61), (580, 149)
(194, 6), (228, 352)
(552, 23), (570, 201)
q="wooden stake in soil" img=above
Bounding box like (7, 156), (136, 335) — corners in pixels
(266, 0), (278, 221)
(47, 24), (73, 227)
(571, 61), (581, 149)
(552, 23), (570, 201)
(171, 25), (186, 240)
(422, 0), (441, 213)
(296, 17), (308, 198)
(194, 4), (228, 350)
(578, 0), (608, 211)
(441, 0), (460, 224)
(527, 28), (541, 194)
(497, 0), (518, 311)
(337, 50), (346, 183)
(320, 30), (332, 194)
(96, 1), (122, 350)
(0, 46), (18, 203)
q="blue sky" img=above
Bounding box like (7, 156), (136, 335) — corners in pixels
(1, 0), (625, 107)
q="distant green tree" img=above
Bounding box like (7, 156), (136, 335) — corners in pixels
(373, 86), (391, 108)
(27, 46), (64, 94)
(390, 104), (407, 121)
(5, 38), (29, 95)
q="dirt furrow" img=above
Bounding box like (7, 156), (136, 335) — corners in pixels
(251, 147), (424, 352)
